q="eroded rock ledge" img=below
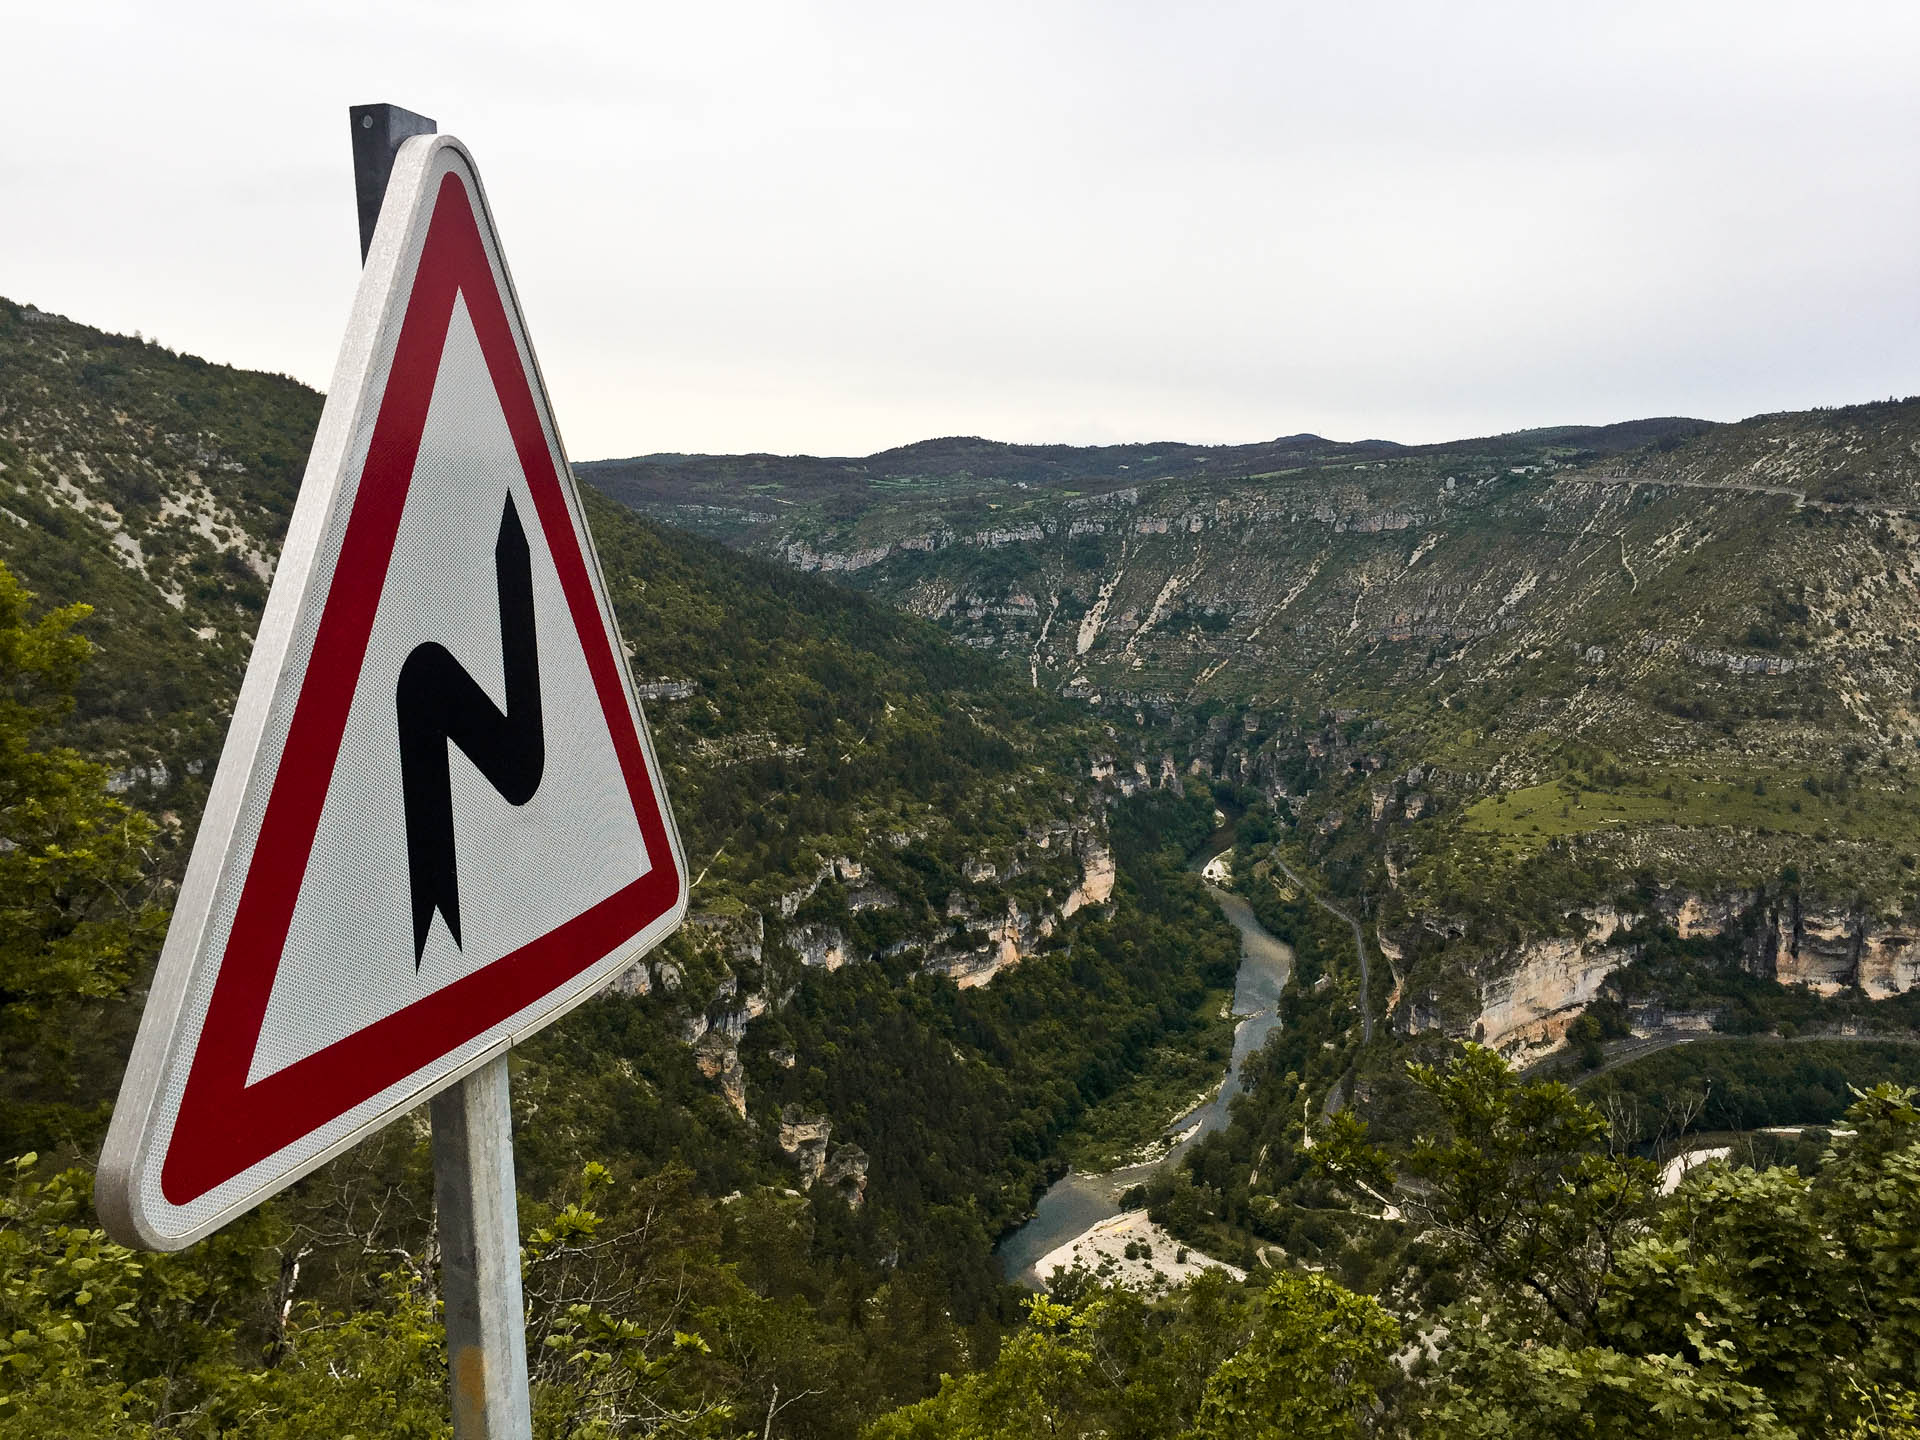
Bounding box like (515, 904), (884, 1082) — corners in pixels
(1398, 890), (1920, 1060)
(777, 1105), (868, 1208)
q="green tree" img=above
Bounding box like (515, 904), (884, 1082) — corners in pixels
(205, 1279), (449, 1440)
(866, 1270), (1400, 1440)
(0, 563), (162, 1148)
(1318, 1043), (1655, 1334)
(1584, 1083), (1920, 1436)
(1422, 1328), (1790, 1440)
(865, 1294), (1101, 1440)
(0, 1155), (147, 1437)
(1186, 1271), (1397, 1440)
(1322, 1048), (1920, 1438)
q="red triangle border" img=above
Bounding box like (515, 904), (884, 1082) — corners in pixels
(161, 172), (680, 1205)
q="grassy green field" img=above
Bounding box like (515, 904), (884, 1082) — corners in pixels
(1460, 772), (1920, 854)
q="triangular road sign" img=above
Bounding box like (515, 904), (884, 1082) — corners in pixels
(101, 136), (687, 1250)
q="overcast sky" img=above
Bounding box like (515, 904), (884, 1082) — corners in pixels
(5, 1), (1919, 460)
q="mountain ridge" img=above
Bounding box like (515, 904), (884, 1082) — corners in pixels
(583, 417), (1713, 523)
(582, 390), (1920, 1079)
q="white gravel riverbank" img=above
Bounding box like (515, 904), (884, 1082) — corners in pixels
(1034, 1209), (1246, 1291)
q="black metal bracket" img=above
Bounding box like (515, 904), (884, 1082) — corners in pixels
(350, 103), (438, 263)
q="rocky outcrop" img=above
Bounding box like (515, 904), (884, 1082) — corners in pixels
(820, 1144), (869, 1208)
(930, 832), (1117, 986)
(671, 910), (767, 973)
(693, 1031), (747, 1118)
(1062, 840), (1115, 917)
(1636, 634), (1805, 676)
(778, 1106), (832, 1186)
(783, 540), (893, 573)
(1743, 893), (1920, 999)
(778, 856), (870, 917)
(607, 959), (652, 998)
(847, 885), (898, 912)
(629, 817), (1117, 1117)
(791, 923), (852, 971)
(1466, 889), (1920, 1053)
(1860, 931), (1920, 999)
(1377, 932), (1406, 1015)
(775, 1106), (868, 1207)
(1474, 908), (1632, 1055)
(929, 899), (1051, 988)
(1663, 891), (1756, 940)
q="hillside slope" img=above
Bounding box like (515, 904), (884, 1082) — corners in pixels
(585, 403), (1920, 1059)
(0, 295), (1244, 1432)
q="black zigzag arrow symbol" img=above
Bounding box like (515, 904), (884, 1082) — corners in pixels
(395, 495), (546, 967)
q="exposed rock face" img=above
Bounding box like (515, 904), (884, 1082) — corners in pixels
(675, 910), (767, 973)
(1860, 931), (1920, 999)
(791, 923), (852, 971)
(820, 1143), (869, 1208)
(607, 958), (651, 997)
(1473, 908), (1633, 1055)
(929, 898), (1050, 989)
(693, 1031), (747, 1118)
(1465, 890), (1920, 1054)
(1665, 892), (1755, 940)
(1062, 841), (1116, 917)
(783, 540), (893, 573)
(1377, 931), (1406, 1015)
(1741, 894), (1920, 999)
(771, 1113), (871, 1205)
(778, 1106), (833, 1188)
(929, 829), (1117, 987)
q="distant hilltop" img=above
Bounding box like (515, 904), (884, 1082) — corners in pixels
(582, 418), (1711, 514)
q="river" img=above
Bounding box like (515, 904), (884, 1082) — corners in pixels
(994, 850), (1295, 1286)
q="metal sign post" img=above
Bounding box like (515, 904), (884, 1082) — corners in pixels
(351, 103), (439, 262)
(99, 96), (686, 1438)
(430, 1058), (532, 1436)
(351, 103), (531, 1440)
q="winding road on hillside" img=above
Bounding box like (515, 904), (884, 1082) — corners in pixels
(1267, 856), (1374, 1045)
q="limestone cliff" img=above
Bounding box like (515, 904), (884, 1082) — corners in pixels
(1433, 889), (1920, 1060)
(776, 1105), (869, 1207)
(1464, 908), (1633, 1056)
(623, 814), (1119, 1118)
(1742, 894), (1920, 999)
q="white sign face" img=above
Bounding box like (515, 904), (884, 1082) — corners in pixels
(100, 136), (688, 1251)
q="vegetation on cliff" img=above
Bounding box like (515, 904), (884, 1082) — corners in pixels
(0, 297), (1246, 1434)
(8, 292), (1920, 1436)
(891, 1056), (1920, 1439)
